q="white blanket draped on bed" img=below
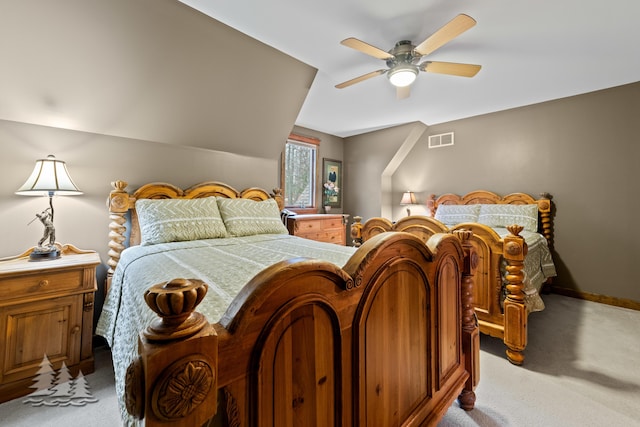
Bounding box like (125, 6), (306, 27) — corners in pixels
(96, 234), (356, 426)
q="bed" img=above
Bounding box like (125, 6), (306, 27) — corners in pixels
(97, 180), (480, 427)
(351, 190), (556, 365)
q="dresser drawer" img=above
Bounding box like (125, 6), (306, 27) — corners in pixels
(315, 231), (346, 245)
(296, 220), (322, 232)
(295, 231), (321, 241)
(0, 269), (85, 301)
(321, 218), (344, 230)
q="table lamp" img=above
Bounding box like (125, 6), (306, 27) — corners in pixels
(16, 155), (82, 260)
(400, 191), (417, 216)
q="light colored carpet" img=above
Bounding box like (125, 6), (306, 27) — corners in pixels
(439, 294), (640, 427)
(0, 294), (638, 426)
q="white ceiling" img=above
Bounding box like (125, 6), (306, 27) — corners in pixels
(180, 0), (640, 138)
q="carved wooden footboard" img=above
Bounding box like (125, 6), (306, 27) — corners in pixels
(121, 231), (477, 427)
(351, 190), (554, 365)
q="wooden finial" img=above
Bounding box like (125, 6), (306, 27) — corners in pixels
(143, 278), (209, 341)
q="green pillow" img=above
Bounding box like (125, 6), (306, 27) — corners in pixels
(477, 204), (538, 232)
(434, 204), (481, 225)
(136, 197), (227, 245)
(216, 197), (288, 237)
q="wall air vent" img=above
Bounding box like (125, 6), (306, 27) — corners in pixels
(428, 132), (454, 149)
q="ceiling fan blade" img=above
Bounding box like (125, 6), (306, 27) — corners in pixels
(340, 38), (394, 60)
(397, 85), (411, 100)
(420, 61), (481, 77)
(414, 14), (476, 56)
(335, 69), (387, 89)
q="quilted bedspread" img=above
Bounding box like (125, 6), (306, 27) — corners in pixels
(96, 234), (356, 425)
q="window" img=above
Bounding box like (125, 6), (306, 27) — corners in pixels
(283, 134), (319, 209)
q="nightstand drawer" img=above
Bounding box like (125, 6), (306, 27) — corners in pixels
(0, 269), (84, 302)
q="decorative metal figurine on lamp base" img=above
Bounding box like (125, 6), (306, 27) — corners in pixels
(27, 206), (59, 260)
(16, 155), (82, 261)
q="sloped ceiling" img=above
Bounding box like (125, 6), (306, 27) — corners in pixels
(0, 0), (316, 159)
(181, 0), (640, 137)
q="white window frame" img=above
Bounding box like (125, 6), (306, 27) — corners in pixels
(283, 133), (319, 210)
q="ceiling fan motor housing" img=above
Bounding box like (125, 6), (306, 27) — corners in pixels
(386, 41), (420, 87)
(386, 40), (421, 68)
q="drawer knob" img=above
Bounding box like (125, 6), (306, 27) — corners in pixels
(38, 279), (49, 288)
(71, 325), (81, 334)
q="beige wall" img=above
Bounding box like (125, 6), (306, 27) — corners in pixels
(391, 82), (640, 302)
(343, 123), (423, 223)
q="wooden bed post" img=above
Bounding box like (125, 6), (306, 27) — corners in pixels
(502, 225), (528, 365)
(455, 229), (479, 410)
(538, 193), (554, 250)
(106, 180), (130, 292)
(350, 215), (363, 247)
(124, 278), (218, 427)
(271, 187), (285, 210)
(426, 193), (437, 217)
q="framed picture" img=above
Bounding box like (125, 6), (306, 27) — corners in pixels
(322, 158), (342, 208)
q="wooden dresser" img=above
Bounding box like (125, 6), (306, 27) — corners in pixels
(286, 214), (347, 245)
(0, 245), (100, 403)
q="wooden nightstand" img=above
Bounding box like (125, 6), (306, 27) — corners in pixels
(286, 214), (347, 245)
(0, 244), (100, 403)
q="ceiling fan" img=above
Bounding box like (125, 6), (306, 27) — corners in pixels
(335, 14), (481, 99)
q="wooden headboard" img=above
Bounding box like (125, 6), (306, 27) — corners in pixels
(106, 180), (284, 286)
(426, 190), (554, 248)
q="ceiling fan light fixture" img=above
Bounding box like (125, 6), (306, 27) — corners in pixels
(388, 64), (418, 87)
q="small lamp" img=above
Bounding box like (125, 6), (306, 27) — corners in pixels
(400, 191), (417, 216)
(16, 155), (82, 260)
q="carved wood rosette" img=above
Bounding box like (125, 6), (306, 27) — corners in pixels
(502, 225), (528, 365)
(125, 278), (219, 427)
